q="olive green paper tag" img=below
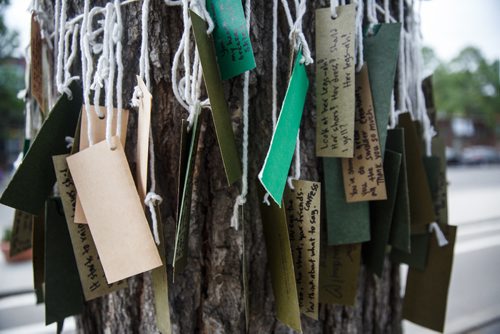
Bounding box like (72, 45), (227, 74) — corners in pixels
(173, 113), (201, 276)
(364, 149), (402, 277)
(390, 233), (430, 270)
(176, 120), (189, 221)
(9, 210), (32, 257)
(0, 82), (82, 215)
(259, 50), (309, 206)
(32, 211), (45, 304)
(284, 180), (321, 319)
(44, 197), (84, 325)
(53, 155), (125, 301)
(398, 112), (436, 232)
(257, 185), (302, 333)
(403, 225), (457, 332)
(190, 10), (241, 185)
(431, 137), (448, 225)
(324, 157), (370, 245)
(315, 5), (356, 157)
(363, 23), (401, 153)
(342, 65), (387, 203)
(319, 243), (361, 306)
(151, 206), (172, 334)
(67, 139), (162, 283)
(386, 129), (411, 253)
(206, 0), (256, 80)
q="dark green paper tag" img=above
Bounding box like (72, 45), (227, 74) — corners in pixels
(0, 82), (82, 214)
(206, 0), (256, 80)
(390, 233), (430, 270)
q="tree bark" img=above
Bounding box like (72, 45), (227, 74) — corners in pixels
(41, 0), (404, 333)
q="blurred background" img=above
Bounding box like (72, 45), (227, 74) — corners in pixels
(0, 0), (498, 333)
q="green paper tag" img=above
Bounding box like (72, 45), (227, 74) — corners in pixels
(53, 155), (125, 301)
(44, 197), (84, 325)
(319, 243), (361, 306)
(258, 185), (302, 333)
(206, 0), (256, 80)
(259, 50), (309, 206)
(0, 82), (82, 215)
(323, 157), (370, 245)
(398, 113), (436, 232)
(390, 233), (430, 270)
(431, 137), (448, 225)
(9, 210), (32, 257)
(173, 113), (202, 276)
(190, 10), (242, 185)
(32, 211), (45, 304)
(315, 5), (356, 157)
(151, 206), (172, 334)
(403, 225), (457, 332)
(284, 180), (321, 320)
(364, 149), (402, 277)
(176, 120), (189, 222)
(363, 23), (401, 153)
(386, 129), (411, 253)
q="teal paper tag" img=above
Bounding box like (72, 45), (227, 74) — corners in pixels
(207, 0), (256, 80)
(258, 50), (309, 206)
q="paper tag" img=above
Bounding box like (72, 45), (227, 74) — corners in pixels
(151, 206), (172, 334)
(403, 225), (457, 332)
(206, 0), (256, 80)
(136, 77), (152, 202)
(74, 105), (129, 224)
(176, 120), (189, 221)
(173, 113), (201, 275)
(315, 5), (356, 157)
(284, 180), (321, 319)
(257, 185), (302, 333)
(323, 157), (370, 245)
(31, 13), (44, 111)
(319, 243), (361, 306)
(32, 210), (45, 304)
(0, 82), (82, 215)
(44, 197), (84, 325)
(9, 210), (32, 257)
(259, 50), (309, 206)
(398, 113), (436, 231)
(53, 155), (125, 300)
(386, 129), (411, 253)
(191, 10), (241, 184)
(342, 65), (387, 202)
(431, 137), (448, 225)
(364, 149), (402, 277)
(390, 233), (430, 270)
(67, 140), (162, 283)
(363, 23), (401, 152)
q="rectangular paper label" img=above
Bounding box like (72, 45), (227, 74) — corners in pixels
(191, 10), (242, 184)
(342, 65), (387, 202)
(53, 155), (125, 300)
(75, 105), (129, 224)
(319, 243), (361, 306)
(315, 5), (356, 157)
(258, 50), (309, 206)
(207, 0), (256, 80)
(31, 13), (44, 111)
(9, 210), (32, 257)
(136, 76), (152, 203)
(284, 180), (321, 319)
(67, 140), (162, 283)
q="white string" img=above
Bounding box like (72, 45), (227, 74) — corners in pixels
(114, 0), (124, 139)
(80, 0), (95, 146)
(140, 0), (151, 90)
(279, 0), (313, 65)
(230, 0), (252, 230)
(104, 4), (116, 149)
(366, 0), (378, 24)
(330, 0), (338, 19)
(428, 222), (449, 247)
(355, 0), (365, 72)
(55, 0), (71, 97)
(190, 0), (215, 34)
(271, 0), (278, 128)
(145, 192), (163, 245)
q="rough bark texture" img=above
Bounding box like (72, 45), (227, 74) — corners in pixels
(41, 0), (404, 333)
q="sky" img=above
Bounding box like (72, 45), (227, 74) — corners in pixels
(4, 0), (500, 62)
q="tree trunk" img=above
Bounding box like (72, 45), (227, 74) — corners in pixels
(40, 0), (403, 333)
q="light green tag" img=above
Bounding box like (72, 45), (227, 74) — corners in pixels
(259, 50), (309, 206)
(190, 10), (242, 184)
(206, 0), (256, 80)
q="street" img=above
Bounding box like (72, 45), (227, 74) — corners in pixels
(1, 166), (500, 333)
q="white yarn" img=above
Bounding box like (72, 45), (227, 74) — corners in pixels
(80, 0), (95, 146)
(230, 0), (252, 230)
(330, 0), (338, 19)
(114, 0), (124, 139)
(56, 0), (70, 96)
(279, 0), (313, 65)
(145, 192), (163, 245)
(190, 0), (215, 34)
(355, 0), (364, 72)
(428, 222), (449, 247)
(366, 0), (378, 24)
(104, 4), (116, 149)
(271, 0), (278, 128)
(140, 0), (151, 90)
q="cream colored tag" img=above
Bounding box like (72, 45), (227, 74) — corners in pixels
(135, 76), (152, 203)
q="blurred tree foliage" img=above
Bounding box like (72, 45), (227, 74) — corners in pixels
(423, 46), (500, 126)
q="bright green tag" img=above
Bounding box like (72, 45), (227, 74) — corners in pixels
(258, 50), (309, 206)
(206, 0), (256, 80)
(363, 23), (401, 153)
(0, 82), (82, 215)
